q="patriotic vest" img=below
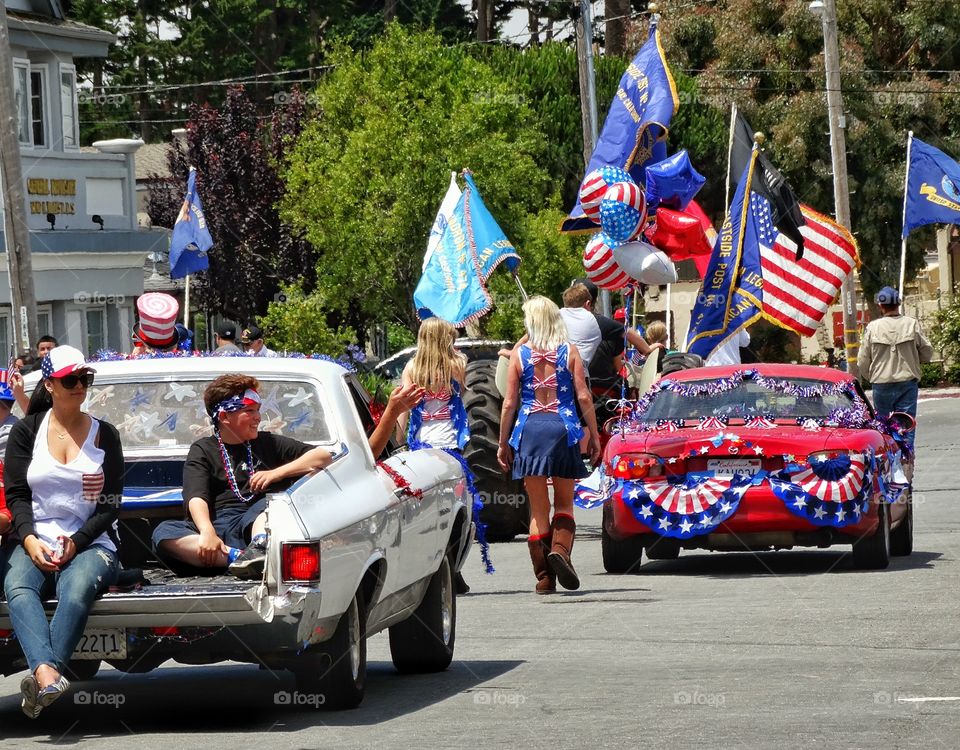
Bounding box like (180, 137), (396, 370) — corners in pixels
(509, 344), (583, 449)
(407, 380), (469, 451)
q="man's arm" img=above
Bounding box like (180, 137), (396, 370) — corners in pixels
(916, 326), (934, 364)
(625, 328), (661, 356)
(248, 446), (332, 492)
(369, 382), (424, 458)
(856, 326), (872, 379)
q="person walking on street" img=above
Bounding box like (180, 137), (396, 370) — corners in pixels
(858, 286), (933, 449)
(497, 296), (600, 594)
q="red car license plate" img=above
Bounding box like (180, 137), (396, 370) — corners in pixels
(707, 458), (762, 478)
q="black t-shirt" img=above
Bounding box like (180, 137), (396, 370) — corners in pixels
(182, 431), (312, 518)
(587, 314), (627, 386)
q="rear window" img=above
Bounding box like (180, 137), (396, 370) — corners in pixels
(85, 378), (332, 452)
(641, 377), (856, 422)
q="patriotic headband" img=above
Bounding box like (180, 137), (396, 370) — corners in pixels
(210, 388), (261, 418)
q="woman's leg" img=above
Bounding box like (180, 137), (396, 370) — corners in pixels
(548, 477), (580, 590)
(3, 544), (58, 675)
(523, 476), (551, 537)
(49, 545), (118, 674)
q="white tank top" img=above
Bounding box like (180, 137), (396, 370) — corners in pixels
(27, 412), (116, 552)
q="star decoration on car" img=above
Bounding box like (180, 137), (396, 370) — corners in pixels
(753, 446), (764, 455)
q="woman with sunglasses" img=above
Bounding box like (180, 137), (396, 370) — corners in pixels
(1, 345), (122, 718)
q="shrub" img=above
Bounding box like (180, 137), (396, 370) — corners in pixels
(920, 362), (944, 388)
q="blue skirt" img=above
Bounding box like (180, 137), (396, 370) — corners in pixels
(512, 412), (588, 480)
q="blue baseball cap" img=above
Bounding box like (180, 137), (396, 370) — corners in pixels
(875, 286), (901, 306)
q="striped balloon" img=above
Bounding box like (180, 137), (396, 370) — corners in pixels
(579, 166), (634, 222)
(583, 233), (630, 291)
(599, 181), (648, 243)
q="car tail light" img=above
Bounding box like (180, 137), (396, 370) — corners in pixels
(282, 542), (321, 582)
(610, 453), (664, 480)
(151, 626), (180, 637)
(0, 629), (13, 638)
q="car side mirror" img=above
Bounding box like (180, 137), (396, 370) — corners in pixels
(887, 412), (916, 433)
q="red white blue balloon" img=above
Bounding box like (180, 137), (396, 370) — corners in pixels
(579, 166), (635, 222)
(599, 181), (647, 243)
(583, 232), (630, 291)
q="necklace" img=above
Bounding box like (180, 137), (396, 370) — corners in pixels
(216, 431), (257, 503)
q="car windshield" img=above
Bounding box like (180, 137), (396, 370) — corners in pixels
(640, 377), (857, 422)
(85, 378), (333, 453)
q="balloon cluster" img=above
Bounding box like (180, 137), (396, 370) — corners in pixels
(579, 150), (713, 290)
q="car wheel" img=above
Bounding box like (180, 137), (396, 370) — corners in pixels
(463, 359), (529, 542)
(601, 502), (644, 573)
(890, 494), (914, 556)
(294, 591), (367, 710)
(389, 553), (456, 673)
(644, 537), (680, 560)
(852, 502), (891, 570)
(65, 659), (101, 681)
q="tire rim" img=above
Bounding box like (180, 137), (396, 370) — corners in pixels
(440, 559), (453, 645)
(347, 598), (361, 681)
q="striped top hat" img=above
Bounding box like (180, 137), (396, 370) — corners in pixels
(136, 293), (180, 349)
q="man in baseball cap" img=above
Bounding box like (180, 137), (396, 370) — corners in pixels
(239, 325), (276, 358)
(858, 284), (933, 449)
(214, 324), (241, 355)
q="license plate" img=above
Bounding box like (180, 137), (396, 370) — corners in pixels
(71, 628), (126, 660)
(707, 458), (762, 479)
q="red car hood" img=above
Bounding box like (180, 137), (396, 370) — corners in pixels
(604, 426), (883, 463)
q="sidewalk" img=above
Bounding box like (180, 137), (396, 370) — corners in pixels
(918, 386), (960, 401)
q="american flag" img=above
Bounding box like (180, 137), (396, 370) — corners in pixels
(752, 195), (858, 337)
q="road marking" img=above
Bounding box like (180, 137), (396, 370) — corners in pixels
(897, 696), (960, 703)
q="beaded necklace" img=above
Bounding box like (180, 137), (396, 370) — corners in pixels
(215, 429), (257, 503)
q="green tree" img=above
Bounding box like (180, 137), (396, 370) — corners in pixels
(281, 25), (555, 338)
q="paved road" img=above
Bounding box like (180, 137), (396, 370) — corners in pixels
(2, 397), (959, 749)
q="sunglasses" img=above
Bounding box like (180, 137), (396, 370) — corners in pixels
(55, 371), (95, 389)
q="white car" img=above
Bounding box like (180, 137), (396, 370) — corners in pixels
(0, 357), (474, 709)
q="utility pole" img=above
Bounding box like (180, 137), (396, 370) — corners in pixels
(0, 4), (37, 356)
(811, 0), (859, 378)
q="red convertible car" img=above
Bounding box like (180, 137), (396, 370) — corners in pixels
(600, 364), (913, 572)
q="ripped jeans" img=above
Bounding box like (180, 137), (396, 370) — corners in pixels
(2, 543), (118, 674)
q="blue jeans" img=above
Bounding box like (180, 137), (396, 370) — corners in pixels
(872, 380), (919, 448)
(2, 543), (118, 674)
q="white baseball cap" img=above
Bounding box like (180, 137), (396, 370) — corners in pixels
(41, 345), (95, 379)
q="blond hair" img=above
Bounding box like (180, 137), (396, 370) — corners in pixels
(409, 317), (466, 392)
(645, 320), (668, 345)
(524, 296), (568, 351)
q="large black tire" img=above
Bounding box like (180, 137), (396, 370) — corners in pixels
(294, 591), (367, 710)
(601, 502), (644, 573)
(388, 554), (456, 673)
(65, 659), (101, 681)
(463, 359), (529, 541)
(890, 495), (914, 557)
(852, 502), (891, 570)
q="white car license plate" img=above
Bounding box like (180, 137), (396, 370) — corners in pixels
(72, 628), (126, 660)
(707, 459), (762, 479)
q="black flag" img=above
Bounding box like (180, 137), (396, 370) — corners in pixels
(729, 111), (806, 258)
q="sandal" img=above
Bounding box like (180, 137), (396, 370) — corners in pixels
(37, 675), (70, 707)
(20, 675), (41, 719)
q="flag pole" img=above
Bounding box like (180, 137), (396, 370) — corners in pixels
(183, 274), (190, 327)
(725, 102), (737, 212)
(512, 271), (529, 303)
(665, 283), (672, 349)
(898, 130), (913, 301)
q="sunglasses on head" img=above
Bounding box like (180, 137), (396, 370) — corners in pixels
(55, 371), (95, 389)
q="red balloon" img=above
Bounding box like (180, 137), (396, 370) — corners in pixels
(645, 207), (714, 260)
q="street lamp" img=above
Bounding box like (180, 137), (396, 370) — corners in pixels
(809, 0), (860, 378)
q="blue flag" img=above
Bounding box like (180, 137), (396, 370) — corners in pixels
(903, 137), (960, 238)
(685, 151), (763, 359)
(462, 172), (520, 280)
(169, 167), (213, 279)
(563, 21), (679, 232)
(414, 173), (519, 326)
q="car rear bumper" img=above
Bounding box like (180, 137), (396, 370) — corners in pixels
(609, 486), (880, 547)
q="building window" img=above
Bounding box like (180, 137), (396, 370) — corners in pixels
(0, 311), (9, 361)
(85, 308), (105, 355)
(30, 67), (47, 148)
(59, 65), (79, 150)
(37, 305), (52, 339)
(13, 62), (30, 145)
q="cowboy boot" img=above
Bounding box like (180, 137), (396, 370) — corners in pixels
(548, 513), (580, 590)
(527, 532), (555, 594)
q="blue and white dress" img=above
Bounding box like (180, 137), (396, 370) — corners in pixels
(406, 381), (469, 451)
(509, 344), (586, 480)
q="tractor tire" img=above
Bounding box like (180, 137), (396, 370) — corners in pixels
(462, 359), (529, 541)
